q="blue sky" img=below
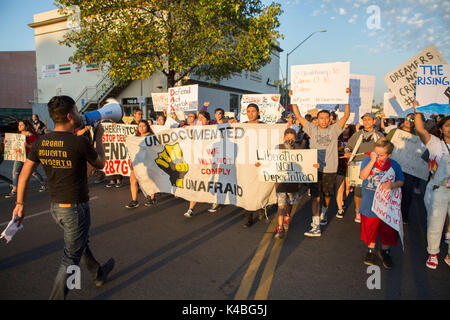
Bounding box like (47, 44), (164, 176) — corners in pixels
(1, 0), (449, 105)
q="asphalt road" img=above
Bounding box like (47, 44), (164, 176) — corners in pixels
(0, 176), (449, 300)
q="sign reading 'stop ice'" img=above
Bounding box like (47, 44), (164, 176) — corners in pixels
(168, 84), (198, 112)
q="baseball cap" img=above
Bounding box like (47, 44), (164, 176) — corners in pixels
(361, 113), (376, 119)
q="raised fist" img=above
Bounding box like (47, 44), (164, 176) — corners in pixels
(155, 143), (188, 188)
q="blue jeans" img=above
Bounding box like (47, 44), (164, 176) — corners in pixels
(49, 201), (100, 300)
(12, 160), (45, 187)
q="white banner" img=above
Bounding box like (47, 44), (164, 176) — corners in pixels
(383, 45), (447, 111)
(257, 149), (318, 183)
(240, 94), (282, 123)
(390, 129), (428, 181)
(101, 124), (138, 176)
(168, 84), (198, 112)
(416, 64), (450, 107)
(126, 124), (286, 211)
(4, 133), (26, 162)
(291, 62), (350, 112)
(371, 167), (404, 249)
(151, 93), (169, 112)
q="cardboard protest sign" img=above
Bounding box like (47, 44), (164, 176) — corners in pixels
(416, 64), (450, 108)
(390, 129), (428, 181)
(4, 133), (26, 162)
(126, 124), (286, 211)
(256, 149), (318, 183)
(168, 84), (198, 112)
(371, 167), (404, 249)
(383, 45), (447, 111)
(290, 62), (350, 114)
(151, 93), (169, 112)
(317, 74), (375, 124)
(240, 94), (282, 123)
(101, 123), (138, 176)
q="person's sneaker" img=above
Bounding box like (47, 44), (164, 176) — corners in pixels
(144, 197), (154, 207)
(115, 182), (122, 188)
(354, 213), (361, 223)
(364, 250), (378, 266)
(208, 203), (220, 212)
(283, 215), (291, 230)
(275, 226), (285, 239)
(319, 212), (327, 226)
(4, 190), (16, 199)
(426, 254), (438, 269)
(106, 181), (116, 188)
(125, 200), (139, 209)
(95, 258), (115, 287)
(336, 209), (344, 219)
(379, 249), (393, 269)
(184, 209), (194, 218)
(304, 224), (321, 237)
(38, 185), (47, 192)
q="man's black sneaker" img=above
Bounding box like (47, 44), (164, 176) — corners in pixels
(95, 258), (115, 287)
(125, 201), (139, 209)
(364, 250), (379, 266)
(380, 250), (393, 270)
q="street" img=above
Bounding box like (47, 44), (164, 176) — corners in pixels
(0, 173), (449, 300)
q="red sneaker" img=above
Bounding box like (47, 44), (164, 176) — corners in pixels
(426, 254), (438, 269)
(275, 226), (285, 239)
(283, 215), (291, 230)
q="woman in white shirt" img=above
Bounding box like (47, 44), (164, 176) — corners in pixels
(414, 101), (450, 269)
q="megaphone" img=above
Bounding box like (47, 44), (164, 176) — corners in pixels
(81, 98), (123, 126)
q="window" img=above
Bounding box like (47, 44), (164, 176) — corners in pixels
(229, 93), (240, 115)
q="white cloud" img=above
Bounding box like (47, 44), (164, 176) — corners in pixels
(339, 8), (347, 15)
(348, 14), (358, 24)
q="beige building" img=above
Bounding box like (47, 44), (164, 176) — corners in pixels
(29, 8), (281, 128)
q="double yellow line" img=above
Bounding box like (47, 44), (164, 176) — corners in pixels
(234, 196), (307, 300)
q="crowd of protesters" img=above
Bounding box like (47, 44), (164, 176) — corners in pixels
(3, 94), (449, 299)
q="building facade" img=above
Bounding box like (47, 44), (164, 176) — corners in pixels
(29, 8), (281, 126)
(0, 51), (37, 119)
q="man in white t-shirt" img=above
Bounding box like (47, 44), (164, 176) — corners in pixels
(414, 101), (450, 269)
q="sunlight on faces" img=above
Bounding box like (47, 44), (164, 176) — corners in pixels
(284, 132), (296, 142)
(246, 106), (259, 122)
(18, 121), (26, 132)
(138, 122), (149, 135)
(317, 112), (330, 129)
(362, 116), (374, 130)
(198, 113), (209, 125)
(134, 110), (143, 122)
(157, 116), (165, 125)
(374, 146), (391, 166)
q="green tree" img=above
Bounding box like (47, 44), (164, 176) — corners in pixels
(56, 0), (282, 87)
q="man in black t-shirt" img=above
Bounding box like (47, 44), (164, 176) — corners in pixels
(12, 95), (115, 300)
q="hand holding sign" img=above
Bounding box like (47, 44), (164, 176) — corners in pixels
(155, 143), (189, 188)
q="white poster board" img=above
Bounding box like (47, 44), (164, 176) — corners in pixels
(383, 45), (447, 111)
(257, 149), (318, 183)
(416, 64), (450, 107)
(4, 133), (26, 162)
(168, 84), (198, 112)
(390, 129), (428, 180)
(291, 62), (350, 113)
(151, 93), (169, 112)
(240, 94), (282, 123)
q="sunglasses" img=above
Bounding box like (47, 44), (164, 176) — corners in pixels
(405, 117), (414, 122)
(216, 112), (223, 115)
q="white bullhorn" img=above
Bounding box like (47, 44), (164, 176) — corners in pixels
(81, 98), (123, 126)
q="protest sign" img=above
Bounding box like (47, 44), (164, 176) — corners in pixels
(416, 64), (450, 108)
(151, 93), (169, 112)
(122, 116), (134, 124)
(101, 123), (137, 176)
(290, 62), (350, 114)
(240, 94), (282, 123)
(126, 124), (286, 211)
(256, 149), (318, 183)
(371, 167), (404, 248)
(317, 74), (375, 124)
(390, 129), (428, 181)
(383, 45), (447, 111)
(4, 133), (26, 162)
(168, 84), (198, 112)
